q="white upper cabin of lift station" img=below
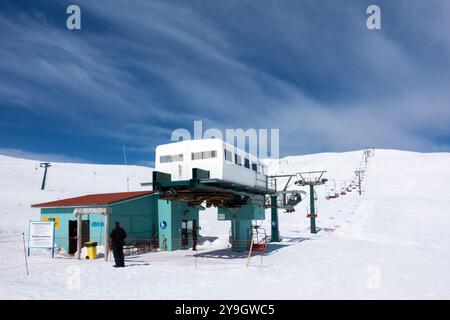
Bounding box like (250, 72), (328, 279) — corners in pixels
(155, 139), (269, 189)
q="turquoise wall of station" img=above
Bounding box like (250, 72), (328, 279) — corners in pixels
(40, 193), (161, 252)
(39, 195), (263, 254)
(157, 199), (200, 251)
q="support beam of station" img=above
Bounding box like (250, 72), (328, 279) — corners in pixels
(270, 195), (279, 242)
(153, 168), (276, 252)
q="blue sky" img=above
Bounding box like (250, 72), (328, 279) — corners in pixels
(0, 0), (449, 166)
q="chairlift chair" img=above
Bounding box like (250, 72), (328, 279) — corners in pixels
(306, 204), (318, 218)
(284, 192), (302, 212)
(247, 225), (268, 252)
(325, 189), (339, 200)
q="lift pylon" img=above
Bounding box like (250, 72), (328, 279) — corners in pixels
(295, 171), (327, 234)
(355, 169), (365, 195)
(267, 173), (309, 241)
(40, 162), (51, 190)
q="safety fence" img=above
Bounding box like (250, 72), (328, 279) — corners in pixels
(119, 237), (268, 270)
(93, 236), (267, 270)
(0, 233), (28, 276)
(0, 232), (271, 277)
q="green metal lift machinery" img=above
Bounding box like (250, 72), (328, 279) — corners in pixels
(152, 168), (323, 249)
(152, 168), (275, 252)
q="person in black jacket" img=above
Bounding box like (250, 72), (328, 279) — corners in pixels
(110, 221), (127, 267)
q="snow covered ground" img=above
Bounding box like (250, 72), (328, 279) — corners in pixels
(0, 149), (449, 299)
(0, 155), (153, 234)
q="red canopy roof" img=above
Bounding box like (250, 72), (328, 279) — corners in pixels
(31, 191), (154, 208)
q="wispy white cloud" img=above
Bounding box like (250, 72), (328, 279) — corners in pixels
(0, 0), (449, 160)
(0, 148), (89, 163)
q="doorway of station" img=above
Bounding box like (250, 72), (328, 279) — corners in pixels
(181, 219), (197, 250)
(68, 220), (90, 254)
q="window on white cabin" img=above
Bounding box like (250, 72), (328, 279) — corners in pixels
(191, 152), (202, 160)
(160, 154), (183, 163)
(235, 154), (242, 166)
(204, 150), (217, 159)
(191, 150), (217, 160)
(224, 149), (233, 162)
(257, 164), (263, 174)
(252, 163), (258, 172)
(244, 158), (250, 169)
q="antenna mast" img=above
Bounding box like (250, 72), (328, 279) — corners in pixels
(123, 144), (130, 192)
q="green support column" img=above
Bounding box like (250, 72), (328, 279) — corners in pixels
(309, 184), (317, 234)
(271, 195), (279, 242)
(231, 217), (252, 252)
(218, 205), (265, 252)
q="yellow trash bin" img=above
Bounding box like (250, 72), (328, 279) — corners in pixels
(85, 242), (98, 260)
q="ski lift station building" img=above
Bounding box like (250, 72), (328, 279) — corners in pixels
(31, 138), (271, 255)
(32, 191), (200, 254)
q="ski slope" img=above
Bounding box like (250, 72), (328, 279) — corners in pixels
(0, 149), (449, 299)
